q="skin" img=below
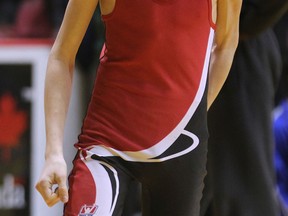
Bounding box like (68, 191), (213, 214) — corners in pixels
(208, 0), (242, 109)
(35, 0), (242, 207)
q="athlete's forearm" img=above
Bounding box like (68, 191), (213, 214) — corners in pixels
(44, 53), (74, 159)
(207, 47), (236, 109)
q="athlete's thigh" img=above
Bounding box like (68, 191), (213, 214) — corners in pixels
(139, 142), (208, 216)
(64, 151), (132, 216)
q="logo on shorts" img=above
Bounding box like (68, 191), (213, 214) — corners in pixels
(78, 204), (98, 216)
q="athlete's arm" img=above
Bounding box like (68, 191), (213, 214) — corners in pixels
(35, 0), (99, 207)
(207, 0), (242, 109)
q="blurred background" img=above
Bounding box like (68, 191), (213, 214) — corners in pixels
(0, 0), (287, 216)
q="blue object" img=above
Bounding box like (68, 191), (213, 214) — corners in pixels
(274, 100), (288, 207)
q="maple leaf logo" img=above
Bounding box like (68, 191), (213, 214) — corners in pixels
(0, 93), (27, 161)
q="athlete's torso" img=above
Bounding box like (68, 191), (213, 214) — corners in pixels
(76, 0), (215, 161)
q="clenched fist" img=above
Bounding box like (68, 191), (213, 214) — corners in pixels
(35, 155), (69, 207)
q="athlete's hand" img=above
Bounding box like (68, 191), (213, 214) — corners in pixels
(35, 155), (69, 207)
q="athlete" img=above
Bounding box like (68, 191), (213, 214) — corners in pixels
(36, 0), (242, 215)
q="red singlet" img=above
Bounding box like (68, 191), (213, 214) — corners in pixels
(75, 0), (216, 162)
